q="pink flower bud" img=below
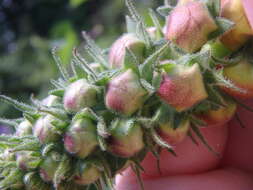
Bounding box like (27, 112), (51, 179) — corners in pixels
(108, 119), (144, 158)
(157, 64), (208, 112)
(105, 69), (147, 116)
(157, 119), (190, 145)
(64, 118), (98, 158)
(33, 115), (61, 144)
(165, 1), (218, 53)
(222, 60), (253, 99)
(220, 0), (253, 50)
(109, 33), (146, 68)
(74, 160), (101, 185)
(63, 79), (99, 113)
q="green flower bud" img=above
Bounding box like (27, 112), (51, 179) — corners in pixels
(74, 159), (101, 185)
(39, 152), (60, 182)
(64, 118), (98, 158)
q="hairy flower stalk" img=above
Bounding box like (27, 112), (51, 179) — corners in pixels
(165, 1), (218, 53)
(0, 0), (252, 189)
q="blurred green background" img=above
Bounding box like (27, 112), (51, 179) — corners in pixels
(0, 0), (163, 118)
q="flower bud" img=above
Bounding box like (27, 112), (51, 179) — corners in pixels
(15, 120), (33, 137)
(220, 0), (253, 51)
(74, 160), (101, 185)
(63, 79), (99, 113)
(105, 69), (147, 116)
(33, 115), (61, 144)
(108, 119), (144, 158)
(165, 1), (218, 53)
(42, 95), (60, 107)
(195, 100), (237, 126)
(157, 119), (190, 145)
(109, 33), (146, 68)
(222, 60), (253, 99)
(16, 151), (39, 171)
(157, 63), (208, 111)
(64, 118), (98, 158)
(39, 152), (60, 182)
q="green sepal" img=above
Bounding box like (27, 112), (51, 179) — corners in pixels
(52, 47), (70, 82)
(140, 79), (155, 95)
(73, 48), (97, 81)
(23, 113), (40, 125)
(0, 95), (36, 114)
(125, 0), (152, 47)
(152, 72), (163, 90)
(0, 169), (24, 190)
(204, 0), (221, 18)
(38, 107), (68, 121)
(213, 69), (247, 94)
(0, 118), (18, 128)
(123, 48), (140, 76)
(156, 5), (174, 17)
(150, 128), (176, 156)
(139, 42), (170, 83)
(82, 31), (108, 70)
(49, 89), (65, 97)
(148, 8), (163, 38)
(94, 69), (121, 86)
(72, 108), (98, 122)
(209, 17), (235, 39)
(53, 154), (73, 188)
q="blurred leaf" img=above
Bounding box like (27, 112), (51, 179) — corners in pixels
(70, 0), (89, 8)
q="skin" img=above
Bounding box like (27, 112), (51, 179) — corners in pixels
(116, 99), (253, 190)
